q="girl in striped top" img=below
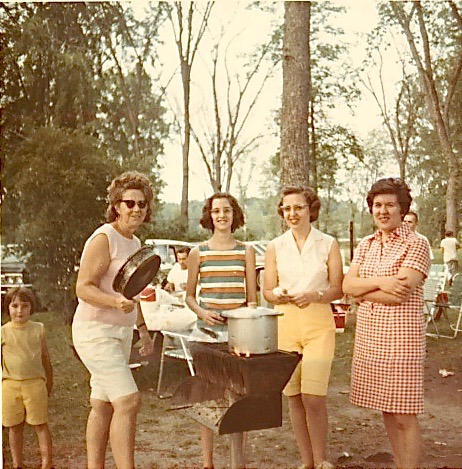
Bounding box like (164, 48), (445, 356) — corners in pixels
(186, 192), (257, 469)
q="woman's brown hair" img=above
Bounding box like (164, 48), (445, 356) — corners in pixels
(366, 178), (412, 216)
(277, 186), (321, 222)
(200, 193), (245, 233)
(106, 171), (154, 223)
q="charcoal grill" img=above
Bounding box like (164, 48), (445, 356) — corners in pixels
(172, 343), (300, 468)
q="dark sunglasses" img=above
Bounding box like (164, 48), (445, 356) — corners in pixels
(121, 199), (148, 209)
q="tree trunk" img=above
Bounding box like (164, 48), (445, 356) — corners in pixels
(180, 59), (191, 230)
(390, 2), (460, 233)
(170, 2), (213, 230)
(281, 2), (311, 189)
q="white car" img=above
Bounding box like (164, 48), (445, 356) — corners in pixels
(144, 239), (193, 274)
(245, 240), (268, 267)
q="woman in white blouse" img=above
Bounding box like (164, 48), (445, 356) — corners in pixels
(264, 186), (343, 469)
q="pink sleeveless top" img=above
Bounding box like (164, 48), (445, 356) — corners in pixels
(73, 224), (140, 326)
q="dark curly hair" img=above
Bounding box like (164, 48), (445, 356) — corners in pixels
(200, 193), (245, 233)
(277, 186), (321, 222)
(4, 287), (37, 315)
(366, 178), (412, 216)
(106, 171), (154, 223)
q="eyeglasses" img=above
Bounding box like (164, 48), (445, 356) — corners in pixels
(121, 200), (148, 209)
(280, 204), (309, 214)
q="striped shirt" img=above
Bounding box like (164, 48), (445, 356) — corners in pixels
(198, 242), (247, 311)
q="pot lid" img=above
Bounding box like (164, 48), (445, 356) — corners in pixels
(221, 306), (283, 319)
(113, 246), (161, 299)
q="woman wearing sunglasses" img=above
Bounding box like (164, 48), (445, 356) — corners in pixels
(72, 171), (155, 469)
(264, 186), (343, 469)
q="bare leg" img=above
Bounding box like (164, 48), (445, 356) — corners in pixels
(9, 422), (25, 468)
(200, 424), (214, 468)
(34, 423), (53, 469)
(383, 412), (403, 466)
(109, 392), (141, 469)
(301, 394), (328, 466)
(87, 399), (114, 469)
(383, 412), (421, 469)
(288, 395), (313, 468)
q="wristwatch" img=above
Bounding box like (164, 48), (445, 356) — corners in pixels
(317, 291), (325, 302)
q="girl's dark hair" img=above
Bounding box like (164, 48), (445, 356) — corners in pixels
(200, 193), (245, 232)
(4, 287), (37, 315)
(106, 171), (154, 223)
(277, 186), (321, 222)
(366, 178), (412, 215)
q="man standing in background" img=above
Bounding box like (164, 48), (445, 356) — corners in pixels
(440, 231), (460, 284)
(165, 247), (191, 292)
(403, 211), (434, 260)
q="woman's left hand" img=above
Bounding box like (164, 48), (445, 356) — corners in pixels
(291, 291), (318, 309)
(138, 333), (154, 356)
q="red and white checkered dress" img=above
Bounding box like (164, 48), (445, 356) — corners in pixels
(350, 225), (430, 414)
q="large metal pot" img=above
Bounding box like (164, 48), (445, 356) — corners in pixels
(221, 307), (283, 355)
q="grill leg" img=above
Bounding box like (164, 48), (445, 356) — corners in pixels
(229, 432), (245, 469)
(156, 334), (168, 397)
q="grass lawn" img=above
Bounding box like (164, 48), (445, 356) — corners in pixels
(2, 308), (462, 468)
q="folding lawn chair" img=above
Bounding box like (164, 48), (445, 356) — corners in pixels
(156, 330), (195, 398)
(426, 273), (462, 339)
(423, 273), (447, 338)
(428, 264), (446, 280)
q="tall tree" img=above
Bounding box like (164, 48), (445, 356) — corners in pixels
(92, 3), (169, 177)
(308, 1), (360, 191)
(388, 1), (462, 233)
(165, 2), (213, 229)
(1, 2), (168, 178)
(362, 52), (424, 180)
(190, 35), (275, 193)
(5, 127), (112, 313)
(0, 2), (168, 311)
(280, 2), (311, 188)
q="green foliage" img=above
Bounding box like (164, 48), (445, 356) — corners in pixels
(4, 127), (111, 312)
(1, 1), (168, 183)
(1, 2), (170, 314)
(375, 1), (462, 232)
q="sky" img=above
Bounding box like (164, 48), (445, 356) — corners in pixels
(133, 1), (401, 204)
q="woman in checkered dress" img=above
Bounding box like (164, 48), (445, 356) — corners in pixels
(343, 178), (430, 469)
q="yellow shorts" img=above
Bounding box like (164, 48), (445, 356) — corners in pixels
(2, 378), (48, 427)
(72, 320), (138, 402)
(276, 303), (336, 396)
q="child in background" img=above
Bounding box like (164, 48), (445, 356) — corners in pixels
(2, 287), (53, 469)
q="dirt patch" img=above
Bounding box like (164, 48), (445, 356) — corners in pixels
(2, 312), (461, 469)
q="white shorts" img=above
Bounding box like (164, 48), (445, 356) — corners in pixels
(72, 320), (138, 402)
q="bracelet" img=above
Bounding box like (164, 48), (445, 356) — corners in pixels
(137, 322), (147, 329)
(247, 302), (258, 307)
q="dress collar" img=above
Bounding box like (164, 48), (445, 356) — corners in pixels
(373, 223), (411, 242)
(285, 226), (323, 253)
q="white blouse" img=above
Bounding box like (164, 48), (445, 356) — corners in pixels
(273, 227), (334, 295)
